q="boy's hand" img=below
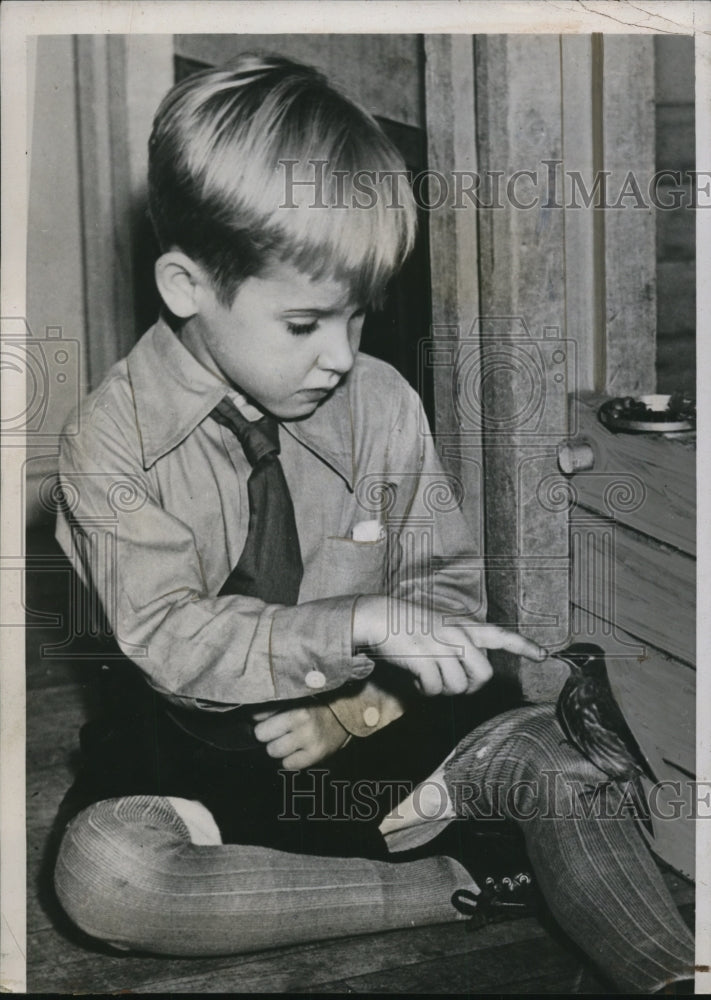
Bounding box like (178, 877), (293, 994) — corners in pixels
(352, 596), (547, 697)
(253, 703), (350, 770)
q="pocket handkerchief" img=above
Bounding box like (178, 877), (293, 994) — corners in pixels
(351, 519), (386, 542)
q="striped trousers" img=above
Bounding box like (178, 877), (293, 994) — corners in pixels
(54, 704), (694, 992)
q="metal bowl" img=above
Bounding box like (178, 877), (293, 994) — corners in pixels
(598, 393), (695, 434)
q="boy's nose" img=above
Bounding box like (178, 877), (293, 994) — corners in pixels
(317, 325), (356, 375)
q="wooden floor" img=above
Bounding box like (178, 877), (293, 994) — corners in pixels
(25, 526), (694, 994)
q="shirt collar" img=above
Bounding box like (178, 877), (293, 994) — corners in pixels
(281, 383), (355, 489)
(127, 318), (355, 488)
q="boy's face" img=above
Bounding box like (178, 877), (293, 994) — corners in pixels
(183, 260), (366, 419)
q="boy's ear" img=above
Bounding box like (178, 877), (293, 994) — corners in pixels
(155, 252), (208, 318)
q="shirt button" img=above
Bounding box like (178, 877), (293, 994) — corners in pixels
(305, 670), (326, 690)
(363, 706), (380, 728)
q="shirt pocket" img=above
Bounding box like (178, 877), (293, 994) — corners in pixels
(303, 534), (389, 600)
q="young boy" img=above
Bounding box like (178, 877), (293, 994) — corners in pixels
(53, 55), (693, 992)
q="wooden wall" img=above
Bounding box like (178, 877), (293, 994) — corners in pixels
(25, 37), (87, 530)
(472, 35), (658, 690)
(422, 36), (482, 551)
(473, 35), (570, 685)
(654, 34), (696, 393)
(25, 36), (174, 527)
(174, 34), (423, 127)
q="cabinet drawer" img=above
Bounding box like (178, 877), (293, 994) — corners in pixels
(570, 510), (695, 665)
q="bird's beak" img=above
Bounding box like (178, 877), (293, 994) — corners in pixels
(553, 648), (577, 663)
(552, 643), (605, 669)
(553, 651), (579, 670)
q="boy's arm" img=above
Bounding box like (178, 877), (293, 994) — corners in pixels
(56, 416), (376, 709)
(304, 379), (489, 739)
(57, 375), (540, 723)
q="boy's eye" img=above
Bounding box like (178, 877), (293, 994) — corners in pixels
(286, 320), (319, 336)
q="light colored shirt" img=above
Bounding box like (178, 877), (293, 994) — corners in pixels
(56, 318), (485, 737)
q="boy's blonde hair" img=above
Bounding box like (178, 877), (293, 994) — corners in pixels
(148, 54), (417, 306)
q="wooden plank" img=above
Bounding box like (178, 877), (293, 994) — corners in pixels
(473, 35), (571, 683)
(27, 757), (77, 832)
(656, 187), (695, 262)
(174, 34), (424, 128)
(75, 36), (136, 388)
(26, 686), (88, 840)
(306, 936), (594, 995)
(561, 35), (596, 394)
(26, 684), (92, 748)
(587, 622), (695, 881)
(26, 736), (78, 779)
(657, 105), (696, 177)
(639, 774), (696, 882)
(124, 36), (174, 196)
(26, 657), (102, 692)
(520, 653), (571, 705)
(658, 259), (697, 335)
(26, 36), (88, 528)
(570, 512), (695, 665)
(566, 393), (695, 556)
(124, 35), (174, 334)
(600, 36), (656, 396)
(28, 829), (60, 935)
(423, 35), (483, 548)
(657, 333), (696, 396)
(655, 35), (696, 105)
(27, 915), (548, 994)
(605, 640), (695, 780)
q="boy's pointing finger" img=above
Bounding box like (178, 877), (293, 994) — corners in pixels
(476, 626), (547, 661)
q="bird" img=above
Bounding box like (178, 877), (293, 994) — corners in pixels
(554, 642), (655, 833)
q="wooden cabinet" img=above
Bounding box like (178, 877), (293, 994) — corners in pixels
(564, 393), (695, 879)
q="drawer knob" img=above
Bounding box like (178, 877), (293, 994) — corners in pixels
(557, 439), (594, 475)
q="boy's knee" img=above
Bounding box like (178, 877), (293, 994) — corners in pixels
(54, 796), (190, 948)
(447, 703), (605, 795)
(498, 704), (608, 784)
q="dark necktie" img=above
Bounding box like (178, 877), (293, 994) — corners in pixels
(212, 396), (303, 604)
(164, 396), (303, 751)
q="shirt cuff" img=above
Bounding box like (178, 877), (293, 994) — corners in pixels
(328, 682), (407, 737)
(269, 595), (374, 699)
